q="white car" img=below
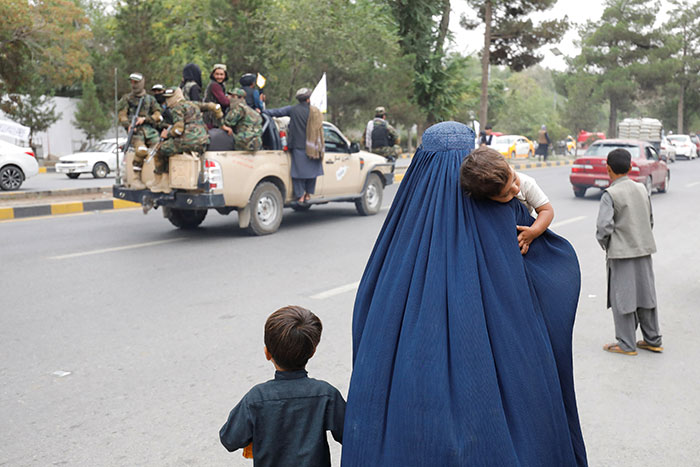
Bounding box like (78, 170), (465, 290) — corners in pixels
(0, 139), (39, 190)
(56, 138), (124, 179)
(659, 136), (676, 163)
(666, 134), (698, 159)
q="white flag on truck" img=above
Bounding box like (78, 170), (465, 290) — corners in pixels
(310, 73), (327, 114)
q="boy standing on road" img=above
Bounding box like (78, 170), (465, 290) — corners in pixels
(596, 148), (663, 356)
(219, 305), (345, 467)
(460, 147), (554, 254)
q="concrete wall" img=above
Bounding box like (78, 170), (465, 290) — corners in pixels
(33, 97), (86, 158)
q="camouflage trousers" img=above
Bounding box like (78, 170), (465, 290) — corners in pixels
(155, 138), (205, 173)
(372, 145), (401, 160)
(132, 127), (160, 167)
(234, 134), (262, 152)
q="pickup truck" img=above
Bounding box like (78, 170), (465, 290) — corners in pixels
(113, 116), (395, 235)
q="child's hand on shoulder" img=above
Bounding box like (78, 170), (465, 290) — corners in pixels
(516, 225), (536, 255)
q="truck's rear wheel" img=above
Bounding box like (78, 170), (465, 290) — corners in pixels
(247, 181), (283, 235)
(165, 208), (207, 229)
(355, 173), (383, 216)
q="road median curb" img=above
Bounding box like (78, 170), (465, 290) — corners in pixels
(0, 198), (139, 221)
(0, 186), (112, 201)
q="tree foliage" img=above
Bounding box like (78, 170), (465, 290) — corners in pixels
(73, 77), (111, 142)
(0, 0), (92, 95)
(574, 0), (661, 136)
(0, 81), (61, 149)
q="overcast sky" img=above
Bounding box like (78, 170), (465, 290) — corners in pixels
(449, 0), (671, 70)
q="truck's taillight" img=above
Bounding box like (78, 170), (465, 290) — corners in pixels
(204, 159), (223, 190)
(630, 165), (640, 173)
(25, 151), (35, 158)
(280, 130), (288, 151)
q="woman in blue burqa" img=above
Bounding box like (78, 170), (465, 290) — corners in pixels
(341, 122), (587, 466)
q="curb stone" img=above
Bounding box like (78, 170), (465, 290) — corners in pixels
(0, 186), (112, 201)
(0, 198), (139, 221)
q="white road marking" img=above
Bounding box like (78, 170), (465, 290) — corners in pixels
(685, 181), (700, 188)
(49, 238), (184, 260)
(310, 281), (360, 300)
(551, 215), (587, 229)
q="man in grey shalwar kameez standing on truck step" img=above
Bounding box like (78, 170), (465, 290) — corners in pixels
(264, 88), (324, 203)
(596, 148), (663, 356)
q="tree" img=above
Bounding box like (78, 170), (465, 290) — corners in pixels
(556, 70), (606, 147)
(114, 0), (169, 93)
(664, 0), (700, 133)
(575, 0), (661, 137)
(0, 81), (61, 150)
(462, 0), (568, 126)
(0, 0), (92, 95)
(73, 78), (111, 143)
(387, 0), (457, 126)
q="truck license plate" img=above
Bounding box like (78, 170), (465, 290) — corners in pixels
(594, 179), (609, 187)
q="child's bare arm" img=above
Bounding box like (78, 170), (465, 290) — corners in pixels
(516, 202), (554, 254)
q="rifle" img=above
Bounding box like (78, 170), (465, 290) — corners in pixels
(123, 96), (145, 153)
(144, 125), (171, 165)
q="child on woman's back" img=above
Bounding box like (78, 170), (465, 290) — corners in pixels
(460, 146), (554, 254)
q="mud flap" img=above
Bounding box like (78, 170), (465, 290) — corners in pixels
(238, 204), (251, 229)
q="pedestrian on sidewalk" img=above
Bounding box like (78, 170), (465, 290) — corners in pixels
(536, 125), (551, 161)
(219, 305), (345, 466)
(597, 148), (663, 356)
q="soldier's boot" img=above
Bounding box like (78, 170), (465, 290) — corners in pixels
(148, 157), (171, 194)
(130, 147), (149, 190)
(149, 172), (172, 194)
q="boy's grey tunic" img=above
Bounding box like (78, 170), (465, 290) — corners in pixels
(596, 176), (657, 315)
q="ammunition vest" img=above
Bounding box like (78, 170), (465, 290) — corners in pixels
(371, 119), (390, 148)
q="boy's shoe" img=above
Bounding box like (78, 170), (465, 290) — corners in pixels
(603, 343), (637, 356)
(636, 340), (664, 353)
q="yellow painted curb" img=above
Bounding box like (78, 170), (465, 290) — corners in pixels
(395, 173), (405, 183)
(0, 207), (14, 220)
(113, 199), (140, 209)
(51, 202), (84, 215)
(38, 167), (47, 173)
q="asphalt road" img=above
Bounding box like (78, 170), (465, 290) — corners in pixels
(17, 171), (115, 193)
(1, 159), (699, 466)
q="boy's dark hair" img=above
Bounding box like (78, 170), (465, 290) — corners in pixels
(460, 146), (511, 200)
(485, 125), (492, 130)
(607, 148), (631, 174)
(264, 306), (322, 371)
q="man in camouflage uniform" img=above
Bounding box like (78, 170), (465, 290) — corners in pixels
(118, 73), (162, 189)
(155, 87), (210, 174)
(221, 88), (263, 151)
(362, 106), (401, 161)
(151, 84), (172, 130)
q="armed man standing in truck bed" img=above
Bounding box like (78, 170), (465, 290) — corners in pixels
(118, 73), (162, 189)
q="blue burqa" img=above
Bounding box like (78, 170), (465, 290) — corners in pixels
(342, 122), (587, 466)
